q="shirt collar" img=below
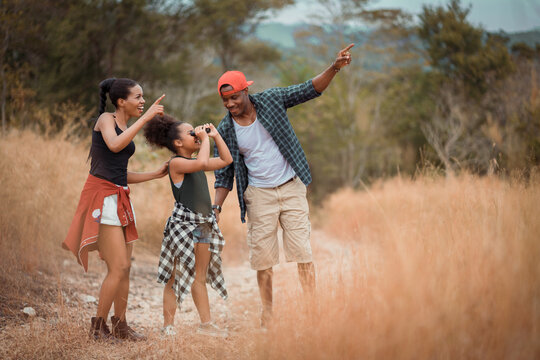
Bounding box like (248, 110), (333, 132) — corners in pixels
(224, 95), (258, 129)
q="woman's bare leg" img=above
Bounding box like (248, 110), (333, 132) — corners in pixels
(96, 225), (131, 319)
(113, 241), (133, 321)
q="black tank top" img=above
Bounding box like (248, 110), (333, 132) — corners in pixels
(169, 156), (212, 216)
(90, 123), (135, 186)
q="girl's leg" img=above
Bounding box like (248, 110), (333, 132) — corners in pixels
(113, 241), (133, 320)
(191, 242), (211, 323)
(163, 262), (177, 327)
(96, 224), (131, 319)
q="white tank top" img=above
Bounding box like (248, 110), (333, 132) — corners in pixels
(233, 118), (296, 188)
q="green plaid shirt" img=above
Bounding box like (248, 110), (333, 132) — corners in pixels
(214, 79), (321, 223)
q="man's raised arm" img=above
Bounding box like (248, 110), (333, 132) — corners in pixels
(312, 43), (354, 93)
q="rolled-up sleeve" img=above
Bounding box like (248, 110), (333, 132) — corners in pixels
(281, 79), (322, 109)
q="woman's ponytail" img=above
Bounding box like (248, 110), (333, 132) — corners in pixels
(98, 78), (116, 115)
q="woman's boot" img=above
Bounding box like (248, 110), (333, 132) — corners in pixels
(90, 317), (121, 343)
(111, 315), (147, 341)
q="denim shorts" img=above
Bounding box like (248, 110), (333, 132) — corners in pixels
(193, 223), (212, 244)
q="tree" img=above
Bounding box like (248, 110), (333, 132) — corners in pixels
(0, 0), (48, 132)
(511, 42), (536, 60)
(378, 67), (436, 174)
(418, 0), (513, 97)
(40, 0), (191, 112)
(186, 0), (293, 71)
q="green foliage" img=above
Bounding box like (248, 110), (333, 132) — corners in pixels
(41, 0), (190, 109)
(2, 0), (540, 203)
(187, 0), (293, 70)
(511, 42), (536, 60)
(414, 0), (540, 175)
(378, 67), (437, 173)
(0, 0), (288, 130)
(418, 0), (513, 96)
(0, 0), (49, 130)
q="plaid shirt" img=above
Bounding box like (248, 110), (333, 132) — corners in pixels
(214, 79), (321, 223)
(157, 202), (227, 304)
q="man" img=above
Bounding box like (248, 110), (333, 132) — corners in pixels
(212, 44), (354, 329)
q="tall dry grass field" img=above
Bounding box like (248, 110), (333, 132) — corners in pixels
(0, 130), (90, 321)
(266, 175), (540, 359)
(1, 130), (539, 359)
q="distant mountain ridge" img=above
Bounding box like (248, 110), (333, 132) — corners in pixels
(504, 29), (540, 48)
(256, 22), (540, 49)
(255, 23), (303, 49)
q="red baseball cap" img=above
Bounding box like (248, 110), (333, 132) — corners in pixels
(217, 71), (254, 96)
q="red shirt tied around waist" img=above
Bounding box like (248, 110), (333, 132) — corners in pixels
(62, 174), (138, 272)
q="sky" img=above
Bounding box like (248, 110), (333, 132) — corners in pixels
(267, 0), (540, 33)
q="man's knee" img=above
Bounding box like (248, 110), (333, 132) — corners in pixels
(257, 268), (273, 282)
(298, 262), (314, 271)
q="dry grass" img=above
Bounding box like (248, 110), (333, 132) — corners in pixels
(298, 174), (540, 359)
(0, 311), (257, 359)
(0, 130), (89, 325)
(1, 130), (540, 359)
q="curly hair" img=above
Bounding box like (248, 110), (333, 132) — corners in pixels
(144, 114), (184, 153)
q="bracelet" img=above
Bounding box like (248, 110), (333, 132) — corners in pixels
(212, 204), (222, 213)
(332, 63), (340, 73)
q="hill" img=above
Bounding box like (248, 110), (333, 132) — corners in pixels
(256, 22), (540, 50)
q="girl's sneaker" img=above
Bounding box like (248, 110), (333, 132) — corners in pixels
(161, 325), (177, 337)
(196, 322), (228, 338)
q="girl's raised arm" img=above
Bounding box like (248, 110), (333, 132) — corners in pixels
(206, 124), (233, 171)
(169, 125), (211, 176)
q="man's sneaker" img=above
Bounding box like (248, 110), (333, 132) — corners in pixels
(161, 325), (177, 337)
(196, 322), (228, 338)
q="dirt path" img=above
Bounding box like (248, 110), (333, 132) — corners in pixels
(0, 229), (373, 359)
(59, 229), (351, 333)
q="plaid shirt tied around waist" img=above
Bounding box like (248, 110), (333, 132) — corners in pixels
(157, 202), (227, 304)
(214, 79), (321, 223)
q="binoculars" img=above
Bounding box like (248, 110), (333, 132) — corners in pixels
(189, 128), (211, 137)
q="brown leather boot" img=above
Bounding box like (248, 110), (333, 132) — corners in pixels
(111, 315), (147, 341)
(89, 317), (121, 343)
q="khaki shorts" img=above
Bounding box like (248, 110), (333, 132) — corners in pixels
(243, 176), (312, 270)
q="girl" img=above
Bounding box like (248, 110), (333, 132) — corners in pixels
(63, 78), (167, 342)
(143, 114), (232, 338)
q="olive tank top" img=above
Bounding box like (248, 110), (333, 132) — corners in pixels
(169, 156), (212, 216)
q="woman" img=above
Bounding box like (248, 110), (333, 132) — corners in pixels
(63, 78), (166, 342)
